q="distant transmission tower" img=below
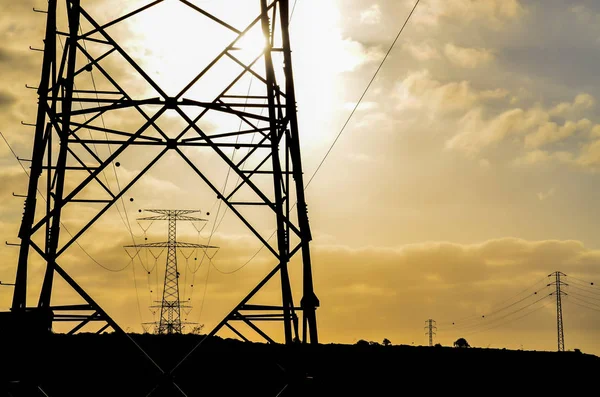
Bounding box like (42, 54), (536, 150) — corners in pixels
(424, 319), (436, 347)
(548, 271), (567, 352)
(124, 209), (216, 334)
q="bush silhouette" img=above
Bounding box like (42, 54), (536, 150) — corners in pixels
(453, 338), (470, 348)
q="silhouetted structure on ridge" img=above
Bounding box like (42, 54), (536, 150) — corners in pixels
(5, 0), (319, 395)
(549, 271), (567, 352)
(425, 318), (436, 347)
(124, 209), (216, 334)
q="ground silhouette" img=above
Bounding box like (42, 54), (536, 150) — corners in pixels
(3, 333), (599, 396)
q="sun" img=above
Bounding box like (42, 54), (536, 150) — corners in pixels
(235, 29), (268, 56)
(125, 0), (267, 97)
(119, 0), (336, 150)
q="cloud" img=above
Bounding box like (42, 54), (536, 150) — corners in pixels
(332, 40), (385, 73)
(524, 119), (591, 149)
(347, 152), (376, 164)
(444, 43), (495, 68)
(28, 233), (600, 350)
(342, 101), (378, 112)
(395, 70), (508, 114)
(0, 167), (27, 197)
(313, 237), (600, 346)
(446, 93), (597, 155)
(512, 150), (573, 167)
(570, 5), (600, 27)
(537, 187), (555, 201)
(0, 48), (12, 63)
(412, 0), (525, 28)
(574, 139), (600, 169)
(360, 4), (382, 25)
(549, 93), (595, 118)
(402, 40), (441, 61)
(0, 91), (16, 107)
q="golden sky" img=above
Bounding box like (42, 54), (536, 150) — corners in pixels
(1, 0), (600, 355)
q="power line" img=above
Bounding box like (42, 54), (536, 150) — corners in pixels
(565, 278), (600, 295)
(566, 293), (600, 310)
(438, 275), (550, 328)
(564, 274), (598, 288)
(0, 131), (130, 273)
(460, 294), (552, 335)
(451, 291), (552, 333)
(566, 288), (600, 303)
(194, 0), (305, 278)
(184, 53), (269, 305)
(202, 0), (422, 277)
(565, 297), (600, 313)
(59, 31), (150, 325)
(200, 0), (302, 244)
(462, 298), (553, 337)
(58, 34), (140, 240)
(443, 285), (552, 332)
(304, 0), (421, 190)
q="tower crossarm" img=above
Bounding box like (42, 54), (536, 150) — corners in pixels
(137, 215), (208, 222)
(123, 242), (218, 249)
(143, 209), (202, 215)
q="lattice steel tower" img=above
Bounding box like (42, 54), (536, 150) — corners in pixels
(424, 319), (436, 347)
(124, 209), (214, 334)
(10, 0), (319, 350)
(549, 271), (567, 352)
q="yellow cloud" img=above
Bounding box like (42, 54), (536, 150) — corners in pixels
(412, 0), (525, 28)
(313, 238), (599, 350)
(360, 4), (382, 25)
(524, 119), (591, 149)
(549, 93), (596, 117)
(447, 93), (597, 154)
(402, 40), (441, 61)
(444, 43), (495, 68)
(512, 149), (573, 167)
(395, 69), (508, 115)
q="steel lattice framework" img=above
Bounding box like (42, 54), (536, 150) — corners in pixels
(9, 0), (319, 393)
(424, 319), (436, 347)
(549, 271), (567, 352)
(124, 209), (215, 335)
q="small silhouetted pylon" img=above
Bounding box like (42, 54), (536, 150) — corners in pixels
(424, 319), (437, 347)
(548, 271), (567, 352)
(125, 209), (217, 334)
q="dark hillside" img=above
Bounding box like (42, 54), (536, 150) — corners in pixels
(3, 333), (599, 396)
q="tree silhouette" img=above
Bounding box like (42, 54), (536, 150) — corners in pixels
(382, 338), (391, 346)
(453, 338), (470, 348)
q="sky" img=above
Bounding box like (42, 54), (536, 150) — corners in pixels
(2, 0), (600, 356)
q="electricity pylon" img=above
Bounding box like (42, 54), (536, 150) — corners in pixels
(11, 0), (318, 344)
(548, 271), (567, 352)
(9, 0), (319, 393)
(124, 209), (216, 334)
(424, 319), (436, 347)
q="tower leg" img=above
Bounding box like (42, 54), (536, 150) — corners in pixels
(279, 0), (319, 344)
(12, 0), (58, 314)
